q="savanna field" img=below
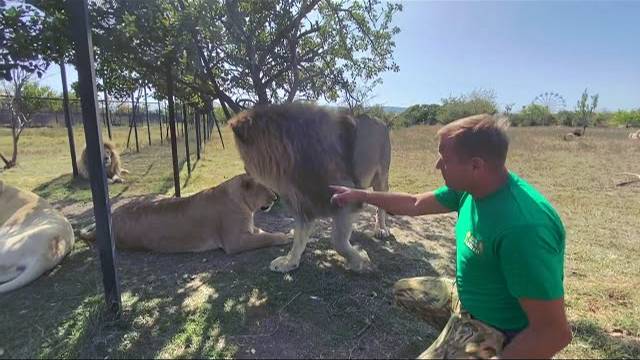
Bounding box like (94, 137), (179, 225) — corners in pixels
(0, 124), (639, 358)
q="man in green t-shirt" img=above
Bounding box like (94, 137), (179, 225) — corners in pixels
(330, 114), (572, 359)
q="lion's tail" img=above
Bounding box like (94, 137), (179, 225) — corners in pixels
(79, 223), (97, 241)
(0, 257), (43, 294)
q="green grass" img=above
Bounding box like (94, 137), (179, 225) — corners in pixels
(1, 124), (639, 358)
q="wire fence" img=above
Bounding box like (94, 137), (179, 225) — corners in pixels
(0, 94), (224, 183)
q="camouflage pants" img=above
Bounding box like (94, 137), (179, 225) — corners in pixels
(393, 277), (506, 359)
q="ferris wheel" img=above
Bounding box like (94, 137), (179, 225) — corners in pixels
(533, 92), (566, 113)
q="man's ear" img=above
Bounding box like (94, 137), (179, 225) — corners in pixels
(470, 157), (485, 171)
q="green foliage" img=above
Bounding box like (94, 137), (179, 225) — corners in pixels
(397, 104), (440, 126)
(356, 104), (397, 127)
(556, 110), (577, 127)
(0, 2), (50, 80)
(576, 88), (599, 126)
(19, 81), (57, 119)
(89, 0), (401, 111)
(511, 103), (553, 126)
(610, 110), (640, 127)
(592, 111), (613, 127)
(437, 89), (498, 124)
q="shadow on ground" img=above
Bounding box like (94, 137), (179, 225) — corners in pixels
(0, 204), (457, 359)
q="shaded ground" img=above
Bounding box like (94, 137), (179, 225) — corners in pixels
(2, 192), (460, 359)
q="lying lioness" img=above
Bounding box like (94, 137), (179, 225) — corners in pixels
(80, 174), (291, 254)
(0, 181), (75, 293)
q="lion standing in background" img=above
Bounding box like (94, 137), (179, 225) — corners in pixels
(230, 103), (391, 273)
(78, 140), (129, 183)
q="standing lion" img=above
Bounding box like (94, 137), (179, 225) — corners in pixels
(229, 103), (391, 273)
(78, 141), (129, 183)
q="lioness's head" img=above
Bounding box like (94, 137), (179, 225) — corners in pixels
(238, 174), (278, 212)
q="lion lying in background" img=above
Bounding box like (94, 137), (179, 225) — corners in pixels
(80, 174), (291, 254)
(0, 181), (75, 293)
(78, 140), (129, 183)
(230, 103), (391, 273)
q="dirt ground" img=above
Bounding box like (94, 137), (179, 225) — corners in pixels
(49, 197), (458, 359)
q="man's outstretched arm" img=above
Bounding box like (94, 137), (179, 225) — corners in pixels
(330, 186), (452, 216)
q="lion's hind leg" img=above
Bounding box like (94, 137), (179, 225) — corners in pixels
(372, 171), (391, 238)
(223, 230), (291, 255)
(332, 206), (373, 272)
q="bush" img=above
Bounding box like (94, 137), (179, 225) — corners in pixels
(397, 104), (440, 126)
(511, 104), (554, 126)
(437, 89), (498, 124)
(610, 110), (640, 128)
(556, 110), (576, 127)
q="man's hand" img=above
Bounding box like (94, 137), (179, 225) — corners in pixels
(330, 185), (367, 207)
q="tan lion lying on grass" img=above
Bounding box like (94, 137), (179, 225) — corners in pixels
(80, 174), (291, 254)
(0, 181), (75, 293)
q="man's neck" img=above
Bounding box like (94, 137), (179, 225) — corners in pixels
(470, 167), (510, 199)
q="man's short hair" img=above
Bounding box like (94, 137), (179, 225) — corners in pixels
(437, 114), (510, 167)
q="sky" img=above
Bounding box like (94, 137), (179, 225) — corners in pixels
(39, 1), (640, 111)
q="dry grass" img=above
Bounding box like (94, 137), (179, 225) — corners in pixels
(0, 124), (639, 358)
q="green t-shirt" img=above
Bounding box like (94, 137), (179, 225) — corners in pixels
(434, 172), (565, 331)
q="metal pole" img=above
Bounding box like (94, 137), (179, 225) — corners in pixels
(182, 103), (191, 175)
(202, 110), (207, 143)
(166, 65), (181, 197)
(131, 92), (139, 152)
(195, 112), (201, 160)
(144, 86), (151, 145)
(103, 87), (112, 140)
(211, 103), (225, 149)
(158, 100), (163, 145)
(68, 0), (121, 316)
(60, 61), (78, 177)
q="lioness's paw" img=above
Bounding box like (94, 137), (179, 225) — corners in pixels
(270, 255), (299, 273)
(277, 233), (293, 245)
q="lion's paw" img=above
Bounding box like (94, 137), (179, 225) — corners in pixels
(374, 227), (391, 238)
(270, 255), (299, 273)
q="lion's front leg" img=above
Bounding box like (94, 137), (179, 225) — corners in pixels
(270, 219), (315, 273)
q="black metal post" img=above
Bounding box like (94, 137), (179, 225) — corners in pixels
(195, 112), (201, 160)
(103, 87), (112, 140)
(60, 61), (78, 177)
(211, 103), (225, 149)
(158, 100), (163, 145)
(144, 87), (151, 145)
(132, 92), (139, 152)
(182, 104), (191, 175)
(166, 66), (181, 197)
(68, 0), (121, 316)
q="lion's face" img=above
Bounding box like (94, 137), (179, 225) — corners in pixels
(240, 175), (278, 212)
(103, 148), (113, 169)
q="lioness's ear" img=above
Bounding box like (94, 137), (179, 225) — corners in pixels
(230, 113), (252, 143)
